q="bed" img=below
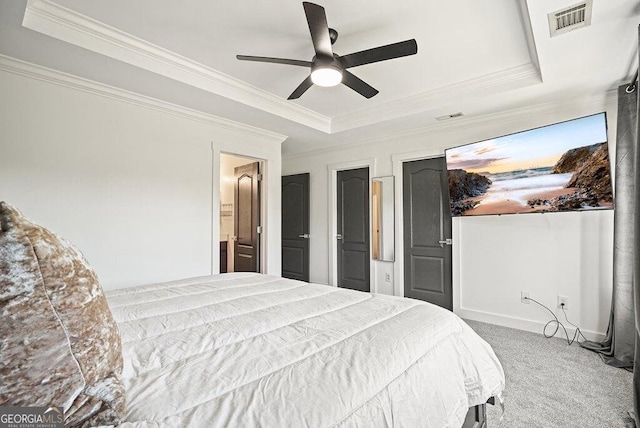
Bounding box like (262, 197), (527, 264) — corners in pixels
(104, 272), (505, 427)
(1, 202), (504, 427)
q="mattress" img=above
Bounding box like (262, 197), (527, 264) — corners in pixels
(105, 273), (504, 427)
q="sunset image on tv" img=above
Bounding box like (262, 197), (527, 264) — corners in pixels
(445, 113), (614, 216)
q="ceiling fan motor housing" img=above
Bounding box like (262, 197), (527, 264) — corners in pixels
(312, 55), (342, 71)
(328, 28), (338, 45)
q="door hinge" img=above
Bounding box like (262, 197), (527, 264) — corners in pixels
(257, 226), (263, 234)
(257, 173), (263, 181)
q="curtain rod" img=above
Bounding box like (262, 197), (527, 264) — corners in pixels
(627, 69), (638, 93)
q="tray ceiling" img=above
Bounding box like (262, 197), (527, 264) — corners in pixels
(23, 0), (540, 133)
(1, 0), (637, 154)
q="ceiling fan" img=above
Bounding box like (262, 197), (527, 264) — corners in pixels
(236, 2), (418, 100)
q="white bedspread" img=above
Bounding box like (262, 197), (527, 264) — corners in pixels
(105, 273), (504, 427)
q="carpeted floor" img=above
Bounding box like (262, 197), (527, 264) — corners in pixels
(465, 320), (634, 428)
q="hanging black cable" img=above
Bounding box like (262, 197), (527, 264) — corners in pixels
(523, 297), (588, 345)
(626, 69), (638, 93)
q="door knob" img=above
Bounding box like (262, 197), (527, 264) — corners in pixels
(298, 234), (310, 239)
(438, 238), (452, 247)
(336, 234), (343, 240)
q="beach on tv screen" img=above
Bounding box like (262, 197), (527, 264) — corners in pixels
(445, 113), (614, 217)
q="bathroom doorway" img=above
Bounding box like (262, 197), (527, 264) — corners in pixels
(220, 153), (262, 273)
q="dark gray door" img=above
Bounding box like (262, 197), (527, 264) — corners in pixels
(403, 157), (452, 310)
(282, 173), (310, 282)
(234, 162), (260, 272)
(337, 167), (370, 292)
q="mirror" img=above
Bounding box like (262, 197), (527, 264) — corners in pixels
(372, 176), (395, 262)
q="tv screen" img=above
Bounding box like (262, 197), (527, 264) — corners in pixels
(445, 113), (613, 217)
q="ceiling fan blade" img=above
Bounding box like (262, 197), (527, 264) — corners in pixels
(303, 2), (333, 58)
(340, 39), (418, 69)
(288, 76), (314, 100)
(236, 55), (313, 67)
(342, 71), (378, 99)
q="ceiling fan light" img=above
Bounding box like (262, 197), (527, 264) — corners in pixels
(311, 67), (343, 87)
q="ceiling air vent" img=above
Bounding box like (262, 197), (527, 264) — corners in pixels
(548, 0), (592, 37)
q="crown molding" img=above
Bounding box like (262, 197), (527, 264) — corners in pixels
(22, 0), (331, 133)
(2, 52), (608, 161)
(0, 54), (288, 144)
(23, 0), (547, 136)
(519, 0), (541, 77)
(331, 62), (542, 133)
(283, 89), (618, 160)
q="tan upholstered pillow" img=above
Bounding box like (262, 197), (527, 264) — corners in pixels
(0, 202), (125, 427)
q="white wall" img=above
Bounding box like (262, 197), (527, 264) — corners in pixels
(283, 94), (617, 340)
(0, 58), (284, 289)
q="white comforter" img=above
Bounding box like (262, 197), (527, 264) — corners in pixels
(105, 273), (504, 427)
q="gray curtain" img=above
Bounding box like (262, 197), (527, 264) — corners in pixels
(634, 26), (640, 428)
(581, 26), (639, 427)
(581, 83), (636, 368)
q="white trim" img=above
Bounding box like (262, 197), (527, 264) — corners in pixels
(457, 306), (605, 342)
(283, 89), (618, 160)
(391, 149), (446, 298)
(211, 144), (221, 275)
(518, 0), (542, 76)
(451, 218), (462, 315)
(327, 158), (377, 291)
(0, 54), (288, 145)
(23, 0), (331, 133)
(22, 0), (543, 135)
(258, 159), (268, 275)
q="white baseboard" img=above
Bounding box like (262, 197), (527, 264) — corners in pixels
(456, 307), (606, 342)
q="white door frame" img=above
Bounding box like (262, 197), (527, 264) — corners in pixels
(327, 158), (376, 290)
(391, 149), (459, 301)
(212, 148), (268, 275)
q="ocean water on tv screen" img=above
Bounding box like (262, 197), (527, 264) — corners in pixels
(445, 113), (613, 217)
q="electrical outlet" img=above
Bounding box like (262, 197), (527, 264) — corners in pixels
(385, 273), (391, 283)
(557, 295), (569, 310)
(521, 291), (530, 304)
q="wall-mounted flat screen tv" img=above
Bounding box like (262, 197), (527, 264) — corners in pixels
(445, 113), (613, 217)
